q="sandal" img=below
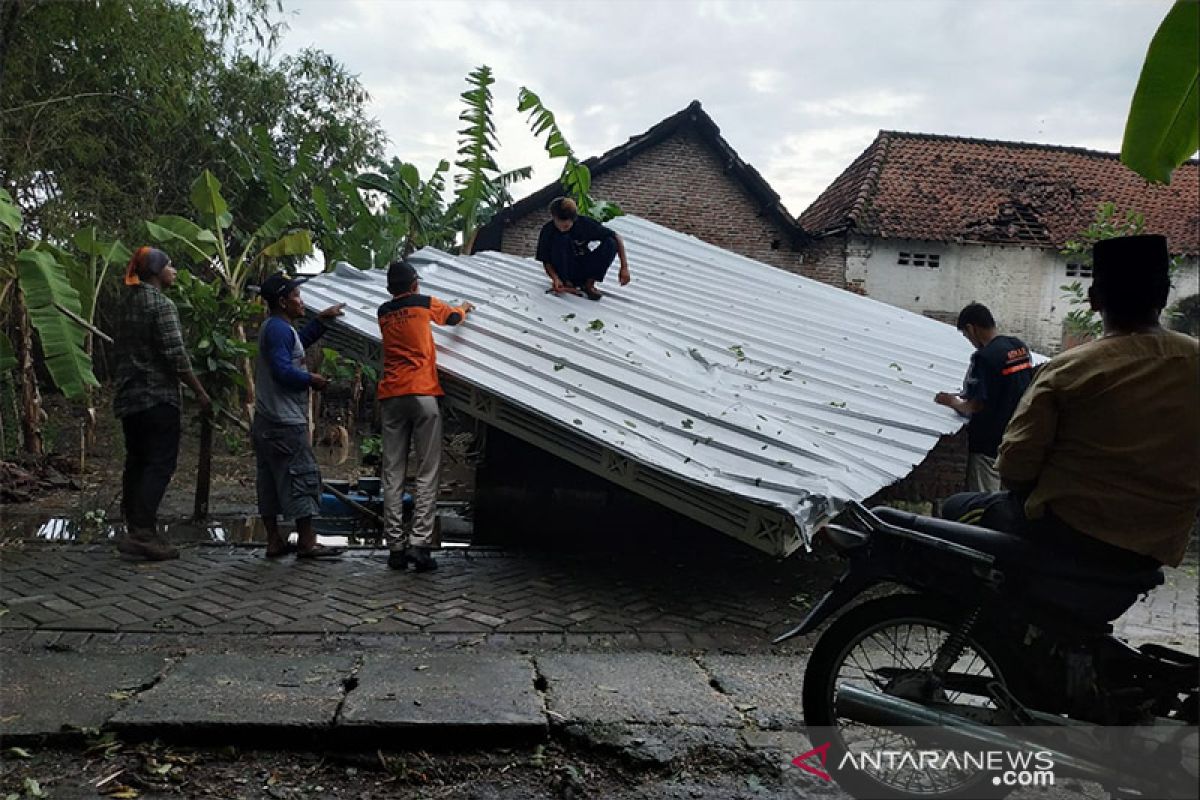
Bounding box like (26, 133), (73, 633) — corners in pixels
(295, 544), (345, 560)
(264, 543), (297, 559)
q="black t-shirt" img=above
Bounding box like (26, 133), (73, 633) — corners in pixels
(961, 335), (1034, 457)
(535, 216), (616, 264)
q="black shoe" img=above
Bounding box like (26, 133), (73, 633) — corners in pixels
(116, 527), (179, 561)
(387, 549), (409, 570)
(295, 544), (344, 560)
(410, 547), (438, 572)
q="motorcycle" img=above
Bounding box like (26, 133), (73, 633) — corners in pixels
(775, 501), (1199, 800)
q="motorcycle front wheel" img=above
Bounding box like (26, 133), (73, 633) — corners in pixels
(802, 593), (1022, 800)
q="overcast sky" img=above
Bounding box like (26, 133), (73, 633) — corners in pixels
(278, 0), (1171, 218)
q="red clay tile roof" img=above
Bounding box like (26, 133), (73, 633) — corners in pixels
(798, 132), (1200, 256)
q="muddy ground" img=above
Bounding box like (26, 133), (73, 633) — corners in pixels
(2, 390), (477, 525)
(0, 736), (808, 800)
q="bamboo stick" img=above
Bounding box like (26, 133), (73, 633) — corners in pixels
(52, 302), (114, 344)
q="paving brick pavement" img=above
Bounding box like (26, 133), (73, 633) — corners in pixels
(1, 541), (1196, 654)
(1, 542), (836, 650)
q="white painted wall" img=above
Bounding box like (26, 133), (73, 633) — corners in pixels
(847, 236), (1199, 353)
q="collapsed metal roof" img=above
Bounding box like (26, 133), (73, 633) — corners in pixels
(303, 216), (975, 556)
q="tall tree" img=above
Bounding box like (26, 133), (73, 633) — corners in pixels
(0, 0), (381, 454)
(1, 0), (223, 241)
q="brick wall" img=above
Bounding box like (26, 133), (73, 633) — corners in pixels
(497, 130), (846, 288)
(802, 233), (851, 290)
(868, 429), (969, 507)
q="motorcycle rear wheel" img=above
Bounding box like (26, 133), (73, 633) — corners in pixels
(802, 593), (1022, 800)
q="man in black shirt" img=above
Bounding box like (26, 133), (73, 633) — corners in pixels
(934, 302), (1033, 492)
(535, 197), (630, 301)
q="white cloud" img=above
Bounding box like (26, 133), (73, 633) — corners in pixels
(765, 127), (882, 216)
(277, 0), (1175, 218)
(747, 69), (783, 94)
(799, 91), (925, 119)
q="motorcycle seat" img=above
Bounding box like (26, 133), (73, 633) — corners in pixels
(871, 506), (1164, 623)
(871, 507), (1034, 560)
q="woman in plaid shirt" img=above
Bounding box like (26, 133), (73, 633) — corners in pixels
(112, 247), (210, 560)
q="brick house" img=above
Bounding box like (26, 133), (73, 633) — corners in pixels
(797, 132), (1200, 353)
(474, 104), (976, 510)
(473, 101), (846, 285)
(470, 109), (1196, 514)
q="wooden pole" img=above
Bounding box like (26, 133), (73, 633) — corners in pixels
(15, 288), (43, 455)
(193, 414), (213, 520)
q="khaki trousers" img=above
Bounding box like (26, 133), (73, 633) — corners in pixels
(380, 395), (442, 549)
(966, 452), (1002, 493)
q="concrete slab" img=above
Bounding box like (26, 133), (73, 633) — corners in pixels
(538, 653), (739, 727)
(702, 654), (809, 730)
(0, 653), (167, 739)
(560, 721), (743, 768)
(338, 652), (545, 740)
(109, 654), (353, 734)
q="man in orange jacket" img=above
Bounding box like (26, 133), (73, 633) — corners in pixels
(377, 260), (474, 572)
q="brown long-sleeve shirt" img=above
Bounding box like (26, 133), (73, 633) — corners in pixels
(997, 330), (1200, 566)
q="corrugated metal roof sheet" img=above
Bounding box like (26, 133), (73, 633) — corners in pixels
(302, 216), (977, 555)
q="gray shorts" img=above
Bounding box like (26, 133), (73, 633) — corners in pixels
(252, 418), (322, 520)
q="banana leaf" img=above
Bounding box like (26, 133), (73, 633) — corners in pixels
(190, 169), (234, 230)
(16, 249), (99, 399)
(146, 216), (220, 262)
(1121, 1), (1200, 183)
(73, 226), (131, 265)
(71, 227), (130, 321)
(259, 230), (313, 259)
(0, 188), (21, 233)
(253, 204), (299, 243)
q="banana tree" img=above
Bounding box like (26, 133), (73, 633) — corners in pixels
(355, 158), (457, 258)
(517, 88), (623, 222)
(67, 227), (130, 449)
(171, 268), (256, 518)
(314, 168), (398, 270)
(452, 65), (531, 254)
(0, 189), (100, 455)
(145, 169), (314, 418)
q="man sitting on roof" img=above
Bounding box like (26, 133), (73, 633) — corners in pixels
(941, 234), (1199, 569)
(536, 197), (631, 301)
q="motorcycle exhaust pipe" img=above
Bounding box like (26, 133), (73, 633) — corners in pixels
(834, 684), (1122, 785)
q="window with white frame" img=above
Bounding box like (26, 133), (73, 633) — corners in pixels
(1065, 262), (1093, 278)
(898, 251), (941, 268)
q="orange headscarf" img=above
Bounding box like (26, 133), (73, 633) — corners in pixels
(124, 246), (170, 286)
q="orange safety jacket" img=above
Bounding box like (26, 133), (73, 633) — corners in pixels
(376, 293), (467, 399)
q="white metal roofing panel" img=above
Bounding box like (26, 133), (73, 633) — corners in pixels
(302, 216), (976, 553)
